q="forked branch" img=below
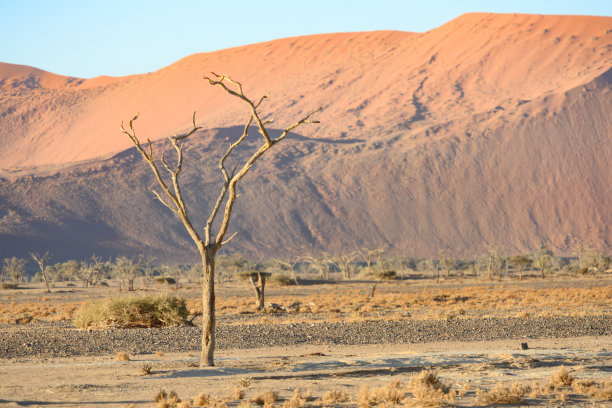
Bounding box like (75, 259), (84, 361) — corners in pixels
(121, 112), (203, 247)
(204, 72), (321, 249)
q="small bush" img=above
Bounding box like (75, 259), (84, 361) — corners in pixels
(573, 378), (596, 394)
(268, 274), (294, 286)
(590, 379), (612, 401)
(549, 366), (575, 388)
(193, 393), (211, 406)
(321, 389), (348, 404)
(155, 276), (177, 285)
(73, 295), (189, 329)
(0, 282), (19, 289)
(155, 389), (181, 408)
(408, 370), (454, 406)
(116, 351), (130, 361)
(237, 376), (253, 388)
(140, 362), (153, 375)
(359, 269), (397, 280)
(253, 391), (278, 406)
(283, 389), (311, 408)
(359, 380), (404, 407)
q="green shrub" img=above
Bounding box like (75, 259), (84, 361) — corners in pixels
(73, 295), (189, 329)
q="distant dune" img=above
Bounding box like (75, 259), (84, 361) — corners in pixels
(1, 13), (611, 261)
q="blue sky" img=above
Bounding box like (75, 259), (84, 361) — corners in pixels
(1, 0), (611, 78)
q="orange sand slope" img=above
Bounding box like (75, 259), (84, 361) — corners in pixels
(1, 13), (610, 169)
(0, 13), (611, 260)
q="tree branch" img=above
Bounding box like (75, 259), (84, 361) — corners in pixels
(206, 83), (321, 248)
(122, 114), (203, 247)
(204, 73), (273, 146)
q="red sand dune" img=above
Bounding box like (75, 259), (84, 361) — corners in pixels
(0, 13), (611, 261)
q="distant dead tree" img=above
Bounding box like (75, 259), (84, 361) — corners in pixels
(302, 254), (334, 281)
(2, 257), (28, 283)
(122, 73), (320, 366)
(81, 255), (109, 287)
(239, 271), (271, 311)
(359, 244), (387, 271)
(138, 254), (157, 286)
(30, 251), (52, 292)
(532, 247), (553, 279)
(114, 256), (141, 291)
(438, 249), (456, 279)
(336, 251), (358, 280)
(508, 254), (532, 280)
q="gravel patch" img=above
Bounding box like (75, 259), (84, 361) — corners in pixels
(1, 315), (610, 359)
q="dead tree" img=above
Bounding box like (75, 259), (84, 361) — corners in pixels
(30, 251), (52, 292)
(122, 73), (320, 366)
(242, 271), (271, 310)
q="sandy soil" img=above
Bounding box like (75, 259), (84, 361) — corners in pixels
(1, 336), (611, 407)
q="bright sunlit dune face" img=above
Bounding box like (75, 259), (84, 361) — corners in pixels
(1, 13), (610, 169)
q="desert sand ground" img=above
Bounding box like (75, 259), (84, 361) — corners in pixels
(1, 337), (611, 407)
(1, 273), (611, 407)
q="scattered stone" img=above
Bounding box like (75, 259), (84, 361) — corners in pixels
(0, 315), (610, 359)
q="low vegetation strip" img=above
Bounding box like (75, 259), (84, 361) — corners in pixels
(72, 295), (190, 329)
(1, 315), (611, 359)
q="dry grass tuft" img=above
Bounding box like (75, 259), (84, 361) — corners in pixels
(358, 386), (372, 408)
(549, 366), (575, 388)
(359, 380), (406, 407)
(407, 370), (454, 406)
(155, 389), (181, 408)
(140, 362), (153, 375)
(73, 295), (189, 329)
(282, 389), (311, 408)
(193, 393), (211, 407)
(528, 381), (549, 398)
(232, 388), (245, 401)
(590, 379), (612, 401)
(253, 391), (278, 407)
(554, 389), (570, 404)
(456, 382), (471, 397)
(116, 351), (130, 361)
(572, 378), (596, 394)
(321, 389), (349, 405)
(237, 376), (253, 388)
(477, 382), (529, 405)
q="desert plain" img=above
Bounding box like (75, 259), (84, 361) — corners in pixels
(1, 270), (611, 407)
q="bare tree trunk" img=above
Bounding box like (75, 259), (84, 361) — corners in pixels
(201, 249), (216, 367)
(250, 272), (267, 311)
(43, 274), (51, 293)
